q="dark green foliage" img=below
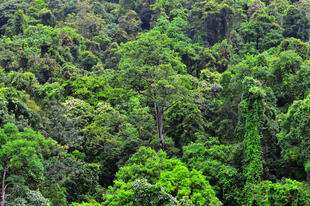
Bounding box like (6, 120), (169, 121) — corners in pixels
(0, 0), (28, 35)
(241, 179), (308, 206)
(283, 6), (310, 41)
(11, 9), (27, 35)
(279, 37), (310, 60)
(115, 10), (142, 43)
(47, 0), (77, 21)
(165, 102), (205, 148)
(0, 86), (42, 129)
(278, 97), (310, 180)
(83, 102), (141, 161)
(240, 9), (283, 53)
(188, 0), (238, 45)
(271, 50), (303, 107)
(183, 135), (240, 205)
(118, 29), (190, 148)
(80, 51), (99, 70)
(39, 8), (56, 27)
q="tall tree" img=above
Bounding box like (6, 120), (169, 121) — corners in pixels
(118, 30), (189, 149)
(240, 77), (265, 184)
(278, 97), (310, 180)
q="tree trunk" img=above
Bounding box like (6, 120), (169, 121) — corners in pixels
(1, 168), (7, 206)
(154, 101), (165, 149)
(153, 84), (165, 150)
(158, 113), (165, 150)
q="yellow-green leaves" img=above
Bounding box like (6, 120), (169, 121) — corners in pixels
(103, 147), (221, 205)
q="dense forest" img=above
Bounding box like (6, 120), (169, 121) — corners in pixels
(0, 0), (309, 205)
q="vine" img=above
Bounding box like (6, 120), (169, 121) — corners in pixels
(241, 77), (265, 184)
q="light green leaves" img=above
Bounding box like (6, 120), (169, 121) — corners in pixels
(103, 147), (221, 205)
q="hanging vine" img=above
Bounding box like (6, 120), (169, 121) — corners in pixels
(241, 77), (266, 184)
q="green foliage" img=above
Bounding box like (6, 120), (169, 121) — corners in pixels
(0, 0), (309, 204)
(39, 8), (56, 26)
(0, 0), (29, 35)
(47, 0), (77, 21)
(41, 153), (101, 205)
(279, 38), (310, 60)
(80, 51), (99, 70)
(83, 102), (140, 159)
(183, 134), (239, 204)
(118, 29), (191, 148)
(103, 147), (221, 205)
(27, 0), (47, 19)
(104, 179), (178, 206)
(240, 8), (283, 53)
(165, 102), (205, 148)
(188, 0), (242, 45)
(241, 77), (265, 184)
(241, 179), (308, 206)
(43, 183), (67, 206)
(70, 201), (102, 206)
(0, 123), (55, 204)
(0, 86), (42, 129)
(270, 50), (303, 107)
(62, 0), (105, 39)
(119, 29), (185, 75)
(278, 97), (310, 179)
(7, 189), (50, 206)
(115, 10), (142, 43)
(12, 9), (27, 35)
(283, 6), (310, 41)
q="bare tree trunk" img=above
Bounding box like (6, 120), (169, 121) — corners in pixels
(153, 84), (165, 150)
(158, 113), (165, 150)
(1, 168), (7, 206)
(154, 101), (165, 149)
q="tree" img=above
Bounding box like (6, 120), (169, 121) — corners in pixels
(283, 6), (310, 41)
(115, 10), (142, 43)
(41, 153), (101, 205)
(104, 179), (178, 206)
(39, 8), (56, 27)
(188, 0), (242, 45)
(153, 11), (204, 77)
(240, 77), (265, 184)
(0, 123), (54, 206)
(165, 102), (205, 148)
(11, 9), (26, 36)
(47, 0), (77, 21)
(240, 9), (283, 53)
(182, 135), (239, 205)
(83, 102), (140, 159)
(103, 147), (221, 205)
(0, 0), (28, 35)
(241, 179), (308, 206)
(271, 50), (303, 108)
(0, 86), (42, 130)
(278, 97), (310, 180)
(118, 30), (189, 149)
(214, 53), (281, 180)
(62, 0), (105, 39)
(150, 0), (187, 24)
